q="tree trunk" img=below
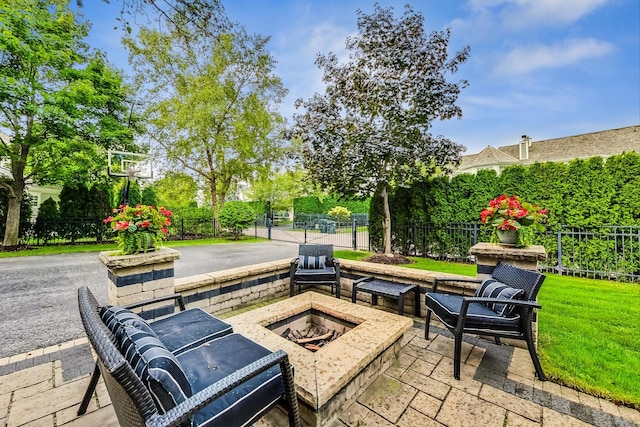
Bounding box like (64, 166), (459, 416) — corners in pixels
(209, 177), (219, 232)
(381, 185), (392, 254)
(2, 180), (25, 248)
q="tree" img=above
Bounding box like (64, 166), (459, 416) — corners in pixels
(153, 172), (198, 208)
(0, 0), (136, 248)
(247, 168), (318, 213)
(293, 4), (469, 253)
(125, 20), (288, 225)
(218, 201), (255, 240)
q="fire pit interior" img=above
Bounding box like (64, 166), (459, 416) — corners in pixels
(267, 309), (358, 352)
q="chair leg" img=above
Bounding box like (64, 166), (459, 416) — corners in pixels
(525, 331), (546, 381)
(424, 309), (432, 340)
(453, 331), (463, 380)
(78, 364), (101, 415)
(495, 337), (502, 345)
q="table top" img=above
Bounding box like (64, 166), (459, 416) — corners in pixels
(357, 279), (416, 296)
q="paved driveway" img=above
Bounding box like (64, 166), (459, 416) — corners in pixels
(0, 241), (299, 358)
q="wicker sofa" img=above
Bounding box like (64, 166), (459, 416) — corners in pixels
(77, 286), (300, 427)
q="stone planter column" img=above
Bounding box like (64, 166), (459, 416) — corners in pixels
(99, 247), (181, 313)
(469, 242), (547, 278)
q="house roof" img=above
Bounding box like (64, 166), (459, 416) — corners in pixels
(461, 145), (518, 170)
(459, 125), (639, 171)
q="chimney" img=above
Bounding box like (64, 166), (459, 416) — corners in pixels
(519, 135), (531, 160)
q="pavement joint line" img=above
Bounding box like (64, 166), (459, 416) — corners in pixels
(0, 338), (80, 367)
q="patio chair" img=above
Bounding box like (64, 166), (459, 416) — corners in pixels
(77, 286), (300, 427)
(424, 262), (546, 381)
(290, 244), (341, 298)
(78, 292), (233, 415)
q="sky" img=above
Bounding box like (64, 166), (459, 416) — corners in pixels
(79, 0), (640, 155)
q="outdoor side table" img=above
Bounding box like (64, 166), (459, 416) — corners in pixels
(352, 277), (420, 316)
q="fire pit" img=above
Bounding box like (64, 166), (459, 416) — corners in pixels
(227, 292), (413, 427)
(267, 309), (357, 352)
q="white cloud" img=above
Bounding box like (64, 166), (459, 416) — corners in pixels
(503, 0), (611, 27)
(465, 0), (612, 30)
(495, 38), (615, 74)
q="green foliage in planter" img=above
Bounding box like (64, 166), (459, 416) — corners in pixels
(219, 201), (256, 240)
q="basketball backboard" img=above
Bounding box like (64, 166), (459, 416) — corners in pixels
(107, 150), (153, 179)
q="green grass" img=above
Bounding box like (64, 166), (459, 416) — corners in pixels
(0, 236), (266, 258)
(335, 249), (640, 409)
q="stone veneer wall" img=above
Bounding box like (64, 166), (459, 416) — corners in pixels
(175, 257), (475, 318)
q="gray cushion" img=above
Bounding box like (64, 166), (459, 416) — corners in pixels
(425, 293), (521, 332)
(474, 278), (525, 316)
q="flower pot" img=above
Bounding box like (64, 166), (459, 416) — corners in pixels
(497, 229), (518, 245)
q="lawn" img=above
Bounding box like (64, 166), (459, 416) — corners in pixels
(335, 249), (640, 409)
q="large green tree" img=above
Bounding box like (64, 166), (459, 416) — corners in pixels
(294, 4), (469, 253)
(125, 19), (288, 222)
(0, 0), (136, 248)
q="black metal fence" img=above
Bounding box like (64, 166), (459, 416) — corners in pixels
(392, 222), (640, 282)
(17, 216), (640, 282)
(17, 217), (221, 246)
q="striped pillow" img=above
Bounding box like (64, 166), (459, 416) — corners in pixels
(474, 278), (525, 316)
(120, 325), (192, 413)
(100, 305), (157, 342)
(300, 255), (327, 269)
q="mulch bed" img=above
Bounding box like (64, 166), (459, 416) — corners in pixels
(363, 253), (414, 265)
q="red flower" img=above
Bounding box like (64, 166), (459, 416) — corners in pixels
(114, 221), (130, 231)
(139, 220), (151, 228)
(103, 216), (113, 224)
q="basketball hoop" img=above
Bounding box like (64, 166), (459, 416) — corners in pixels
(108, 150), (153, 205)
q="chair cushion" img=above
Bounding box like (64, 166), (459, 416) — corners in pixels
(149, 308), (233, 355)
(425, 293), (521, 332)
(100, 306), (158, 341)
(474, 278), (525, 316)
(119, 325), (192, 414)
(293, 266), (337, 283)
(300, 255), (326, 269)
(177, 334), (284, 427)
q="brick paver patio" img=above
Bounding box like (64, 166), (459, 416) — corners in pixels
(1, 310), (639, 427)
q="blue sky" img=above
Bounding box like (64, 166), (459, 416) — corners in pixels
(80, 0), (640, 154)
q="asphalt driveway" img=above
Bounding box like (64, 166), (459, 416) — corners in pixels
(0, 241), (299, 358)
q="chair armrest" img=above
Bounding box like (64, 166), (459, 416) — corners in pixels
(432, 277), (481, 293)
(290, 257), (299, 266)
(146, 350), (297, 427)
(354, 276), (373, 285)
(462, 296), (541, 310)
(124, 294), (186, 312)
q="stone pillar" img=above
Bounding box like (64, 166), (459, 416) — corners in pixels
(469, 242), (546, 278)
(99, 247), (181, 314)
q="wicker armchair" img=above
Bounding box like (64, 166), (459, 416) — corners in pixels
(290, 244), (341, 298)
(424, 262), (546, 381)
(77, 287), (300, 427)
(78, 292), (233, 416)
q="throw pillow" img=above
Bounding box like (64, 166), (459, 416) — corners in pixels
(299, 255), (327, 269)
(120, 325), (192, 413)
(474, 278), (525, 316)
(100, 305), (157, 341)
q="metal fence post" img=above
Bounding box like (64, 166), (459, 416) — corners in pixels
(267, 219), (271, 240)
(473, 222), (478, 245)
(557, 224), (563, 275)
(352, 219), (357, 250)
(254, 221), (257, 238)
(304, 226), (307, 244)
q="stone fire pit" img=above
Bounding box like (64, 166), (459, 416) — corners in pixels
(227, 292), (413, 426)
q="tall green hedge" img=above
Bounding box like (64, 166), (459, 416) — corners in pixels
(370, 152), (640, 249)
(293, 195), (370, 215)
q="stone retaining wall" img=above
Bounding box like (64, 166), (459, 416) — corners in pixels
(175, 257), (477, 318)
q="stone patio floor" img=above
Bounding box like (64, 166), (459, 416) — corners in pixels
(1, 304), (639, 427)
